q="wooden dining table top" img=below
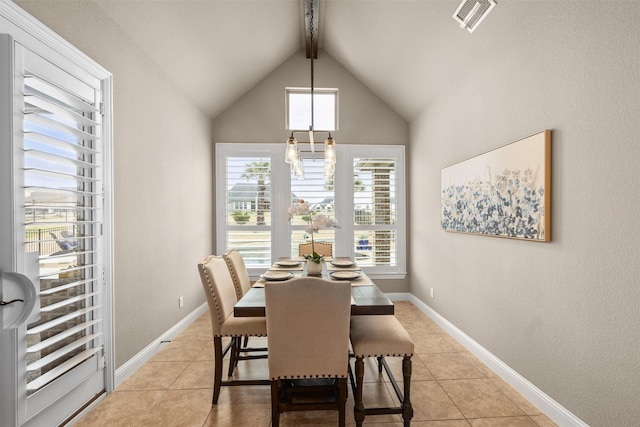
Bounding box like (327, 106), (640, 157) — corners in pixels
(233, 260), (394, 317)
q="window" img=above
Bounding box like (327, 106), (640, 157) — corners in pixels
(286, 88), (337, 131)
(288, 156), (336, 257)
(218, 151), (273, 268)
(216, 143), (405, 279)
(351, 156), (398, 268)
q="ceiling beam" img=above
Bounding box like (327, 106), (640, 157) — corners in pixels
(304, 0), (319, 59)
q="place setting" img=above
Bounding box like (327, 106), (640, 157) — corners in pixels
(253, 270), (302, 287)
(327, 257), (361, 271)
(269, 259), (305, 271)
(328, 270), (362, 281)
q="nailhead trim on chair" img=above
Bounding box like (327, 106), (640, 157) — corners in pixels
(214, 333), (266, 338)
(272, 374), (348, 379)
(223, 254), (243, 299)
(200, 255), (225, 327)
(355, 352), (413, 357)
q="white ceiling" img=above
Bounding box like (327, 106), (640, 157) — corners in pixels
(92, 0), (506, 122)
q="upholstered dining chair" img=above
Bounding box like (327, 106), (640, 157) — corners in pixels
(197, 255), (269, 404)
(223, 249), (252, 300)
(223, 249), (268, 361)
(298, 241), (333, 258)
(349, 315), (415, 426)
(265, 277), (351, 427)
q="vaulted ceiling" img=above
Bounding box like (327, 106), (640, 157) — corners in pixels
(92, 0), (505, 122)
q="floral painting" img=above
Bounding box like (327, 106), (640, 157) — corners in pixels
(441, 130), (551, 241)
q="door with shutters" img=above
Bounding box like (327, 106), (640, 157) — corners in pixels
(1, 10), (113, 425)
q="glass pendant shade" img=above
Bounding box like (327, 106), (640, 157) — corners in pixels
(324, 162), (334, 180)
(293, 155), (304, 180)
(324, 138), (336, 164)
(285, 137), (298, 164)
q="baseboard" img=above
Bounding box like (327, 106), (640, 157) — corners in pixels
(387, 292), (587, 427)
(114, 303), (208, 389)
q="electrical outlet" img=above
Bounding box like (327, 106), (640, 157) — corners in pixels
(178, 296), (184, 308)
(430, 288), (434, 299)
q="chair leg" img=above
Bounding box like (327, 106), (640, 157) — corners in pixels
(354, 356), (365, 427)
(242, 335), (249, 348)
(377, 356), (384, 373)
(338, 377), (347, 427)
(402, 355), (414, 426)
(227, 337), (238, 377)
(270, 380), (280, 427)
(213, 337), (223, 404)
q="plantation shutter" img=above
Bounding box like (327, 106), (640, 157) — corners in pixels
(223, 156), (272, 267)
(22, 60), (104, 394)
(353, 157), (397, 267)
(288, 156), (336, 257)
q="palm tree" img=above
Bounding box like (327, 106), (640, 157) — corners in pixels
(241, 161), (270, 225)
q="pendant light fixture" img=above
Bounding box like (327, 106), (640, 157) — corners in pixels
(285, 0), (335, 181)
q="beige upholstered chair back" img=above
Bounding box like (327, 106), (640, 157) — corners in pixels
(197, 255), (238, 336)
(223, 249), (252, 300)
(265, 277), (351, 380)
(298, 242), (333, 258)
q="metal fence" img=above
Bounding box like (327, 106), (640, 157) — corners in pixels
(25, 226), (76, 256)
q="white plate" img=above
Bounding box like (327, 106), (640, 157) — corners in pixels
(330, 259), (355, 267)
(275, 260), (301, 267)
(329, 271), (362, 281)
(261, 271), (294, 281)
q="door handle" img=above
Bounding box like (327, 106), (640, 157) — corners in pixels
(1, 298), (25, 305)
(1, 272), (37, 329)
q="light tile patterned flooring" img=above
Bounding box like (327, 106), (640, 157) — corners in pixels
(75, 302), (558, 426)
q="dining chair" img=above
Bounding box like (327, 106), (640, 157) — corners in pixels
(223, 249), (252, 300)
(349, 315), (415, 426)
(265, 277), (351, 427)
(197, 255), (270, 404)
(223, 249), (268, 363)
(298, 241), (333, 258)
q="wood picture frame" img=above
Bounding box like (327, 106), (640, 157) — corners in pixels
(441, 130), (551, 241)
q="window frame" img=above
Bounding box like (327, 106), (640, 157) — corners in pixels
(285, 87), (338, 132)
(215, 143), (406, 280)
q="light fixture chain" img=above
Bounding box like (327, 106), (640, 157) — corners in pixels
(309, 0), (314, 133)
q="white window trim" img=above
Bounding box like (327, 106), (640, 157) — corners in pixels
(215, 143), (406, 280)
(334, 144), (406, 280)
(285, 87), (339, 132)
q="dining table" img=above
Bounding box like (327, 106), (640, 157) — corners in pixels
(233, 258), (394, 317)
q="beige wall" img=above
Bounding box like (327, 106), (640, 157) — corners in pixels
(15, 1), (214, 367)
(409, 2), (640, 426)
(213, 49), (410, 292)
(213, 49), (408, 146)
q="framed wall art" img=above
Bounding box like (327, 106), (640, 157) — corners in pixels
(441, 130), (551, 241)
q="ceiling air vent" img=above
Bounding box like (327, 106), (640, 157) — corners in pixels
(453, 0), (496, 33)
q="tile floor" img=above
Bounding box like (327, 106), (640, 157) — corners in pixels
(74, 302), (558, 426)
